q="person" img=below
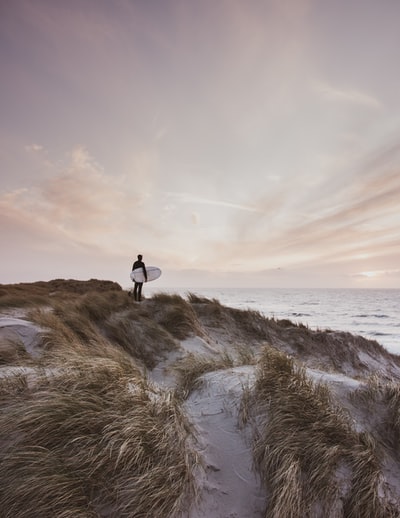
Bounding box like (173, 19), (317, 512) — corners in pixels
(131, 254), (147, 301)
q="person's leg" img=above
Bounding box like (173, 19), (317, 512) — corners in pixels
(134, 282), (139, 301)
(137, 282), (143, 301)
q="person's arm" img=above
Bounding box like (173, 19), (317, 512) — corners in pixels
(143, 263), (148, 282)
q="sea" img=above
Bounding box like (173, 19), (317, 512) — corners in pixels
(145, 287), (400, 356)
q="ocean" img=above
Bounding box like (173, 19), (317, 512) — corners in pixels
(145, 287), (400, 356)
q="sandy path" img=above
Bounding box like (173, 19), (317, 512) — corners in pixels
(149, 334), (267, 517)
(183, 366), (266, 518)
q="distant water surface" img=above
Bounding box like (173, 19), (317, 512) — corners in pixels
(146, 287), (400, 355)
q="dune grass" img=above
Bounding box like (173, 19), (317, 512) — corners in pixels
(2, 281), (400, 516)
(0, 338), (31, 365)
(103, 309), (178, 369)
(172, 342), (257, 399)
(56, 289), (130, 323)
(150, 292), (205, 340)
(351, 376), (400, 453)
(187, 294), (272, 345)
(28, 292), (179, 369)
(0, 284), (200, 517)
(0, 279), (122, 310)
(172, 351), (235, 398)
(186, 292), (219, 304)
(0, 350), (199, 517)
(246, 345), (399, 517)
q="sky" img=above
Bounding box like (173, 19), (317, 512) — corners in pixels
(1, 0), (400, 289)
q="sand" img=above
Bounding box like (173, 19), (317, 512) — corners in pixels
(0, 316), (43, 356)
(2, 305), (400, 517)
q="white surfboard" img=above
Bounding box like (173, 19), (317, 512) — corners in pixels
(130, 266), (162, 283)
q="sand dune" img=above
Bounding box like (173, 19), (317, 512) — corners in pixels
(1, 281), (400, 517)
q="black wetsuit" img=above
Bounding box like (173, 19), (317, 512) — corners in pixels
(132, 260), (147, 301)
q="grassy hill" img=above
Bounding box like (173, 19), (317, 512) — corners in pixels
(1, 280), (400, 517)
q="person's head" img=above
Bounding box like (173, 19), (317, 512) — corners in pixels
(138, 254), (143, 261)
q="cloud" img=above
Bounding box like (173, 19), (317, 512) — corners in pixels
(199, 152), (400, 274)
(165, 191), (260, 213)
(0, 146), (163, 256)
(352, 269), (400, 279)
(25, 144), (43, 153)
(313, 81), (382, 109)
(38, 147), (126, 235)
(149, 133), (400, 276)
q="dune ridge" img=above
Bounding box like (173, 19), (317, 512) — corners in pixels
(1, 280), (400, 517)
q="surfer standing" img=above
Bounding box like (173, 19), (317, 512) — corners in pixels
(132, 254), (148, 301)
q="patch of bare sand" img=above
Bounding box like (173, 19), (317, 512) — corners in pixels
(183, 366), (265, 518)
(0, 316), (43, 356)
(148, 333), (266, 516)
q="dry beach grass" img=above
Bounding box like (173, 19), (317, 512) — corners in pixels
(246, 345), (399, 517)
(1, 280), (400, 517)
(0, 365), (198, 517)
(0, 282), (198, 517)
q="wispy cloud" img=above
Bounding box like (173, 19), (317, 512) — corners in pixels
(2, 1), (400, 287)
(200, 151), (400, 273)
(25, 144), (43, 153)
(313, 81), (382, 109)
(0, 146), (161, 254)
(165, 191), (261, 213)
(352, 269), (400, 279)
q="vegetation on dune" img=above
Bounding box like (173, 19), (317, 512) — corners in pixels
(0, 279), (122, 309)
(103, 309), (178, 369)
(351, 376), (400, 453)
(188, 293), (272, 342)
(27, 291), (179, 369)
(54, 289), (130, 324)
(244, 345), (399, 517)
(186, 292), (221, 305)
(0, 283), (203, 517)
(0, 339), (31, 366)
(0, 345), (198, 517)
(149, 292), (205, 340)
(261, 315), (400, 376)
(1, 281), (400, 516)
(172, 344), (256, 399)
(173, 351), (235, 398)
